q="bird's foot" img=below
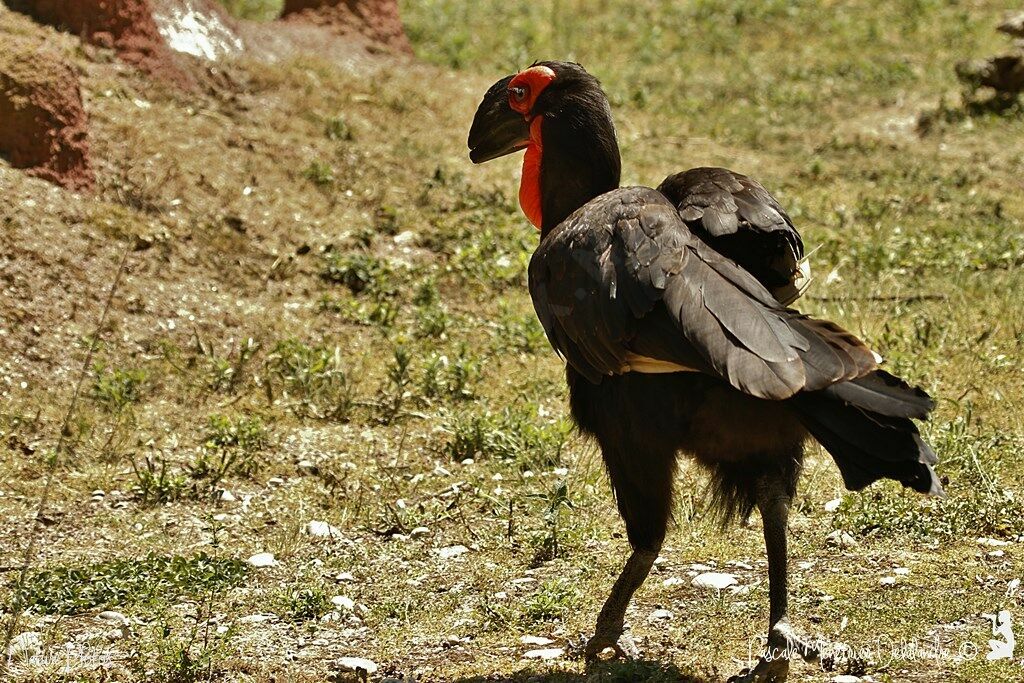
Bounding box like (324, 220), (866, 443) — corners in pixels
(727, 620), (821, 683)
(584, 629), (640, 662)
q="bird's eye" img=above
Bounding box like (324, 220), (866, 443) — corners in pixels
(509, 86), (528, 104)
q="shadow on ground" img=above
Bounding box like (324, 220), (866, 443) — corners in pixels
(452, 659), (716, 682)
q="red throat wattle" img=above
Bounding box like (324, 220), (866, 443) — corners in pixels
(508, 65), (556, 231)
(520, 116), (544, 230)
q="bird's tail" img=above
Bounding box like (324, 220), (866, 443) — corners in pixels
(792, 369), (945, 496)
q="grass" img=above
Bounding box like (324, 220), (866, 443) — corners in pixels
(1, 0), (1023, 681)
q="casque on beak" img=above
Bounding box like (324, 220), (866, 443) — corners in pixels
(468, 74), (531, 164)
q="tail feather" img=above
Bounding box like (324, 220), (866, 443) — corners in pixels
(794, 370), (944, 497)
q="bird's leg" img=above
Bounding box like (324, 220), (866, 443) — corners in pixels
(729, 473), (820, 683)
(585, 547), (658, 661)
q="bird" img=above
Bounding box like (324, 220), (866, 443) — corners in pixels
(467, 61), (943, 682)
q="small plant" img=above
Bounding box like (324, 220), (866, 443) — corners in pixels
(377, 344), (414, 424)
(443, 405), (571, 470)
(325, 115), (353, 141)
(132, 450), (189, 504)
(91, 365), (146, 412)
(274, 584), (333, 622)
(527, 480), (575, 565)
(133, 613), (236, 683)
(421, 347), (479, 400)
(190, 414), (270, 489)
(264, 340), (356, 420)
(10, 553), (249, 616)
(303, 159), (335, 186)
(523, 579), (579, 623)
(320, 252), (394, 296)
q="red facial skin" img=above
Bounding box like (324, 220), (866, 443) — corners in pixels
(508, 65), (556, 230)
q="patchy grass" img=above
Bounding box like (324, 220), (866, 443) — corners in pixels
(0, 0), (1023, 681)
(8, 554), (249, 616)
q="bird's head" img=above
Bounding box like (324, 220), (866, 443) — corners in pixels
(468, 61), (621, 233)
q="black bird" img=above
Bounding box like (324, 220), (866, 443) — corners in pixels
(468, 61), (942, 682)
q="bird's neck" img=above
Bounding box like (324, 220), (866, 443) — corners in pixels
(520, 103), (621, 239)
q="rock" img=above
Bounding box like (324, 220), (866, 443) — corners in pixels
(409, 526), (430, 538)
(335, 571), (356, 582)
(97, 610), (129, 626)
(4, 0), (220, 89)
(824, 498), (842, 512)
(894, 567), (911, 576)
(519, 635), (555, 646)
(879, 576), (896, 586)
(978, 537), (1010, 547)
(247, 552), (278, 568)
(662, 577), (685, 587)
(825, 530), (859, 548)
(6, 632), (40, 662)
(331, 595), (355, 611)
(219, 489), (236, 502)
(0, 36), (94, 191)
(435, 545), (469, 559)
(297, 459), (319, 475)
(335, 656), (378, 674)
(91, 489), (106, 498)
(691, 572), (739, 591)
(393, 230), (417, 245)
(267, 477), (285, 487)
(999, 12), (1024, 38)
(649, 608), (673, 620)
(280, 0), (413, 55)
(238, 614), (274, 623)
(305, 520), (341, 538)
(832, 676), (863, 683)
(522, 647), (563, 660)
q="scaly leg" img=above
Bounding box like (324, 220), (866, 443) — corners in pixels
(584, 548), (658, 660)
(729, 473), (820, 683)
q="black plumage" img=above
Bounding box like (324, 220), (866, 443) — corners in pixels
(468, 61), (942, 681)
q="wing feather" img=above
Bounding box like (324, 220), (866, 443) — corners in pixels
(528, 186), (875, 401)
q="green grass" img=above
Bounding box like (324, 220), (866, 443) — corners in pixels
(8, 554), (249, 616)
(1, 0), (1023, 680)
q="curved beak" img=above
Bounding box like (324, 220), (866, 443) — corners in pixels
(468, 75), (531, 164)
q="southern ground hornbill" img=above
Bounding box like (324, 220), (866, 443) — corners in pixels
(468, 61), (942, 682)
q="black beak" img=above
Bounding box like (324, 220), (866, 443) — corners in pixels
(468, 75), (531, 164)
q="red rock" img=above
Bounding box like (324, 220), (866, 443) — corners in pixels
(0, 37), (93, 191)
(281, 0), (412, 55)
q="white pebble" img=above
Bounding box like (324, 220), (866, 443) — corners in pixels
(522, 647), (563, 660)
(247, 552), (278, 568)
(520, 635), (554, 646)
(305, 520), (341, 538)
(435, 545), (469, 559)
(336, 656), (378, 674)
(691, 572), (738, 590)
(331, 595), (355, 611)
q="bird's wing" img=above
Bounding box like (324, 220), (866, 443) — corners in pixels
(528, 186), (875, 400)
(657, 167), (807, 304)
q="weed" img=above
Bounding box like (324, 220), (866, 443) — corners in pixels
(522, 578), (579, 623)
(190, 414), (270, 489)
(273, 584), (333, 623)
(264, 340), (356, 420)
(9, 553), (248, 616)
(443, 405), (571, 469)
(303, 160), (335, 186)
(131, 450), (190, 504)
(91, 365), (146, 413)
(324, 115), (353, 141)
(420, 346), (479, 401)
